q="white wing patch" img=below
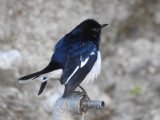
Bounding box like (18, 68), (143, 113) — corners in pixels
(80, 56), (89, 68)
(82, 51), (101, 83)
(90, 51), (95, 55)
(64, 66), (79, 84)
(64, 50), (98, 85)
(80, 50), (96, 68)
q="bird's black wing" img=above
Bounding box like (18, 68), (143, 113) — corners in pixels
(60, 41), (97, 98)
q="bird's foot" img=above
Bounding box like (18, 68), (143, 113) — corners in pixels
(79, 85), (88, 96)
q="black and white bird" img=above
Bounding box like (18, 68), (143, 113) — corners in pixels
(18, 19), (108, 98)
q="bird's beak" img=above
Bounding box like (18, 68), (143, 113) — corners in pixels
(101, 24), (108, 29)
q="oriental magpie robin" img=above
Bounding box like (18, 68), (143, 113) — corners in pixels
(18, 19), (108, 98)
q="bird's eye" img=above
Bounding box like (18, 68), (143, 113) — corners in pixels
(92, 28), (97, 32)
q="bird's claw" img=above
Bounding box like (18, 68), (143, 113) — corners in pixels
(79, 85), (88, 96)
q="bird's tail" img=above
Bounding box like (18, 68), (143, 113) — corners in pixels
(18, 61), (61, 83)
(18, 69), (51, 83)
(38, 81), (48, 95)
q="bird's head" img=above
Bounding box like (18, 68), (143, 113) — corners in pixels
(72, 19), (108, 44)
(80, 19), (108, 33)
(71, 19), (108, 46)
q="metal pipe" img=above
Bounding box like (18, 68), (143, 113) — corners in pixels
(52, 91), (104, 120)
(81, 100), (105, 112)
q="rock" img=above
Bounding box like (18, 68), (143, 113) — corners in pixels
(153, 115), (160, 120)
(0, 50), (21, 69)
(0, 50), (22, 85)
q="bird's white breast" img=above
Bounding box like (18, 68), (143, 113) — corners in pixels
(83, 51), (101, 83)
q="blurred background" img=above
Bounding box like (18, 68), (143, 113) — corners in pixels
(0, 0), (160, 120)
